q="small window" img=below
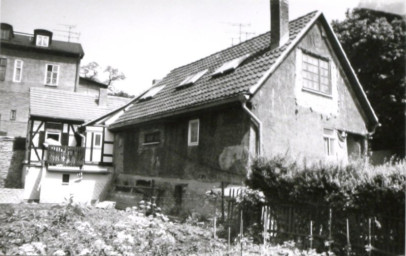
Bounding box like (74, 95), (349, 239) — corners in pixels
(45, 130), (61, 143)
(212, 53), (250, 76)
(0, 29), (10, 40)
(62, 174), (70, 185)
(0, 58), (7, 81)
(45, 64), (59, 86)
(93, 133), (102, 148)
(143, 131), (160, 145)
(10, 110), (16, 121)
(140, 85), (165, 100)
(13, 60), (23, 82)
(177, 69), (207, 88)
(188, 119), (199, 146)
(302, 52), (331, 95)
(36, 35), (49, 47)
(323, 129), (335, 156)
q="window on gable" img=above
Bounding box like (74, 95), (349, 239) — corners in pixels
(212, 53), (251, 76)
(177, 69), (207, 88)
(188, 119), (199, 146)
(45, 64), (59, 86)
(0, 58), (7, 81)
(140, 85), (165, 100)
(323, 129), (335, 156)
(36, 35), (49, 47)
(302, 52), (331, 95)
(10, 110), (16, 121)
(13, 60), (23, 82)
(143, 131), (160, 145)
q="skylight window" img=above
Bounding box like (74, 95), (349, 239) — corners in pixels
(178, 69), (207, 88)
(140, 85), (165, 100)
(212, 53), (251, 76)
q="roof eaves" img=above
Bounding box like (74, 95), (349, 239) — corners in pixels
(248, 11), (322, 96)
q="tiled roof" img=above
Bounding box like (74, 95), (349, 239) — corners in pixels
(30, 87), (130, 122)
(111, 11), (319, 129)
(1, 33), (84, 57)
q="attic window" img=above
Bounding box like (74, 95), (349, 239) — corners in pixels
(177, 69), (207, 88)
(140, 85), (165, 100)
(36, 35), (49, 47)
(212, 53), (251, 76)
(0, 23), (13, 40)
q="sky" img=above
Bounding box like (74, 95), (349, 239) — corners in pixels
(1, 0), (404, 96)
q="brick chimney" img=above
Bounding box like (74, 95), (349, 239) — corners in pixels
(98, 88), (108, 106)
(270, 0), (289, 50)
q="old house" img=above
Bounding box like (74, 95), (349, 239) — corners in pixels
(97, 0), (378, 212)
(23, 87), (130, 203)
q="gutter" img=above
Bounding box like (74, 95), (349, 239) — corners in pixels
(240, 95), (262, 156)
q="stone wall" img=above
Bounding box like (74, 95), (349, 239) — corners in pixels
(0, 137), (25, 188)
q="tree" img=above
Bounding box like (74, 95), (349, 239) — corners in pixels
(104, 66), (126, 87)
(332, 9), (406, 155)
(80, 61), (100, 80)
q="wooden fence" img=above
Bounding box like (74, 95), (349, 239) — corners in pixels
(47, 146), (85, 167)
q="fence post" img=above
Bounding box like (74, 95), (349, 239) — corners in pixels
(367, 218), (372, 256)
(328, 208), (332, 252)
(309, 220), (313, 249)
(221, 182), (225, 223)
(346, 218), (351, 256)
(240, 209), (243, 256)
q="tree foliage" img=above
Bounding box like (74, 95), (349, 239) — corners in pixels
(332, 9), (406, 154)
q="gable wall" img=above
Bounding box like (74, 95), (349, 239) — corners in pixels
(251, 21), (369, 162)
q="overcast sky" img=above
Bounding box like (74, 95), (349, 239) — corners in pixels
(1, 0), (404, 96)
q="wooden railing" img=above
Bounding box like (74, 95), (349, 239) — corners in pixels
(47, 146), (85, 167)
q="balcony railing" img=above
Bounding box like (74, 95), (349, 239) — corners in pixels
(47, 146), (85, 167)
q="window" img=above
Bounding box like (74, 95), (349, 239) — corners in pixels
(13, 60), (23, 82)
(0, 58), (6, 81)
(0, 29), (10, 40)
(143, 131), (160, 145)
(45, 130), (61, 143)
(10, 110), (16, 121)
(45, 64), (59, 86)
(302, 52), (331, 95)
(62, 174), (70, 185)
(93, 133), (102, 148)
(188, 119), (199, 146)
(36, 35), (49, 47)
(212, 53), (250, 76)
(177, 69), (207, 88)
(140, 85), (165, 100)
(323, 129), (335, 156)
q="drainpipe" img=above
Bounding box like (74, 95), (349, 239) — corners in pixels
(240, 95), (263, 156)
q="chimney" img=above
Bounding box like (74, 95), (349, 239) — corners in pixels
(98, 88), (108, 106)
(270, 0), (289, 50)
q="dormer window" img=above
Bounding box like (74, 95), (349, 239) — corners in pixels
(36, 35), (50, 47)
(212, 53), (251, 76)
(34, 29), (52, 47)
(177, 69), (207, 88)
(140, 85), (165, 101)
(0, 23), (13, 40)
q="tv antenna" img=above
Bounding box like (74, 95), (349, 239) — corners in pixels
(226, 23), (255, 45)
(54, 24), (80, 42)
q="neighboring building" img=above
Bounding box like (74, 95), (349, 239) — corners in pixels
(23, 87), (130, 203)
(93, 0), (378, 212)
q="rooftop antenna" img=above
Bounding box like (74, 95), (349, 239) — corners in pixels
(226, 23), (255, 45)
(54, 24), (80, 42)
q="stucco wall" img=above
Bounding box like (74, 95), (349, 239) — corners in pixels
(251, 22), (368, 163)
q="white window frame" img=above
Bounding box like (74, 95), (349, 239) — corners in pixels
(323, 129), (335, 156)
(301, 51), (331, 96)
(45, 130), (62, 143)
(36, 35), (49, 47)
(44, 64), (60, 86)
(13, 59), (23, 82)
(93, 132), (102, 148)
(188, 119), (200, 146)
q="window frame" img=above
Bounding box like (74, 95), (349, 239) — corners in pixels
(62, 174), (70, 185)
(301, 51), (331, 96)
(142, 131), (161, 145)
(93, 132), (102, 148)
(44, 64), (60, 86)
(0, 58), (7, 81)
(45, 129), (62, 143)
(13, 59), (23, 82)
(10, 110), (16, 121)
(323, 129), (335, 157)
(188, 119), (200, 146)
(36, 35), (50, 47)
